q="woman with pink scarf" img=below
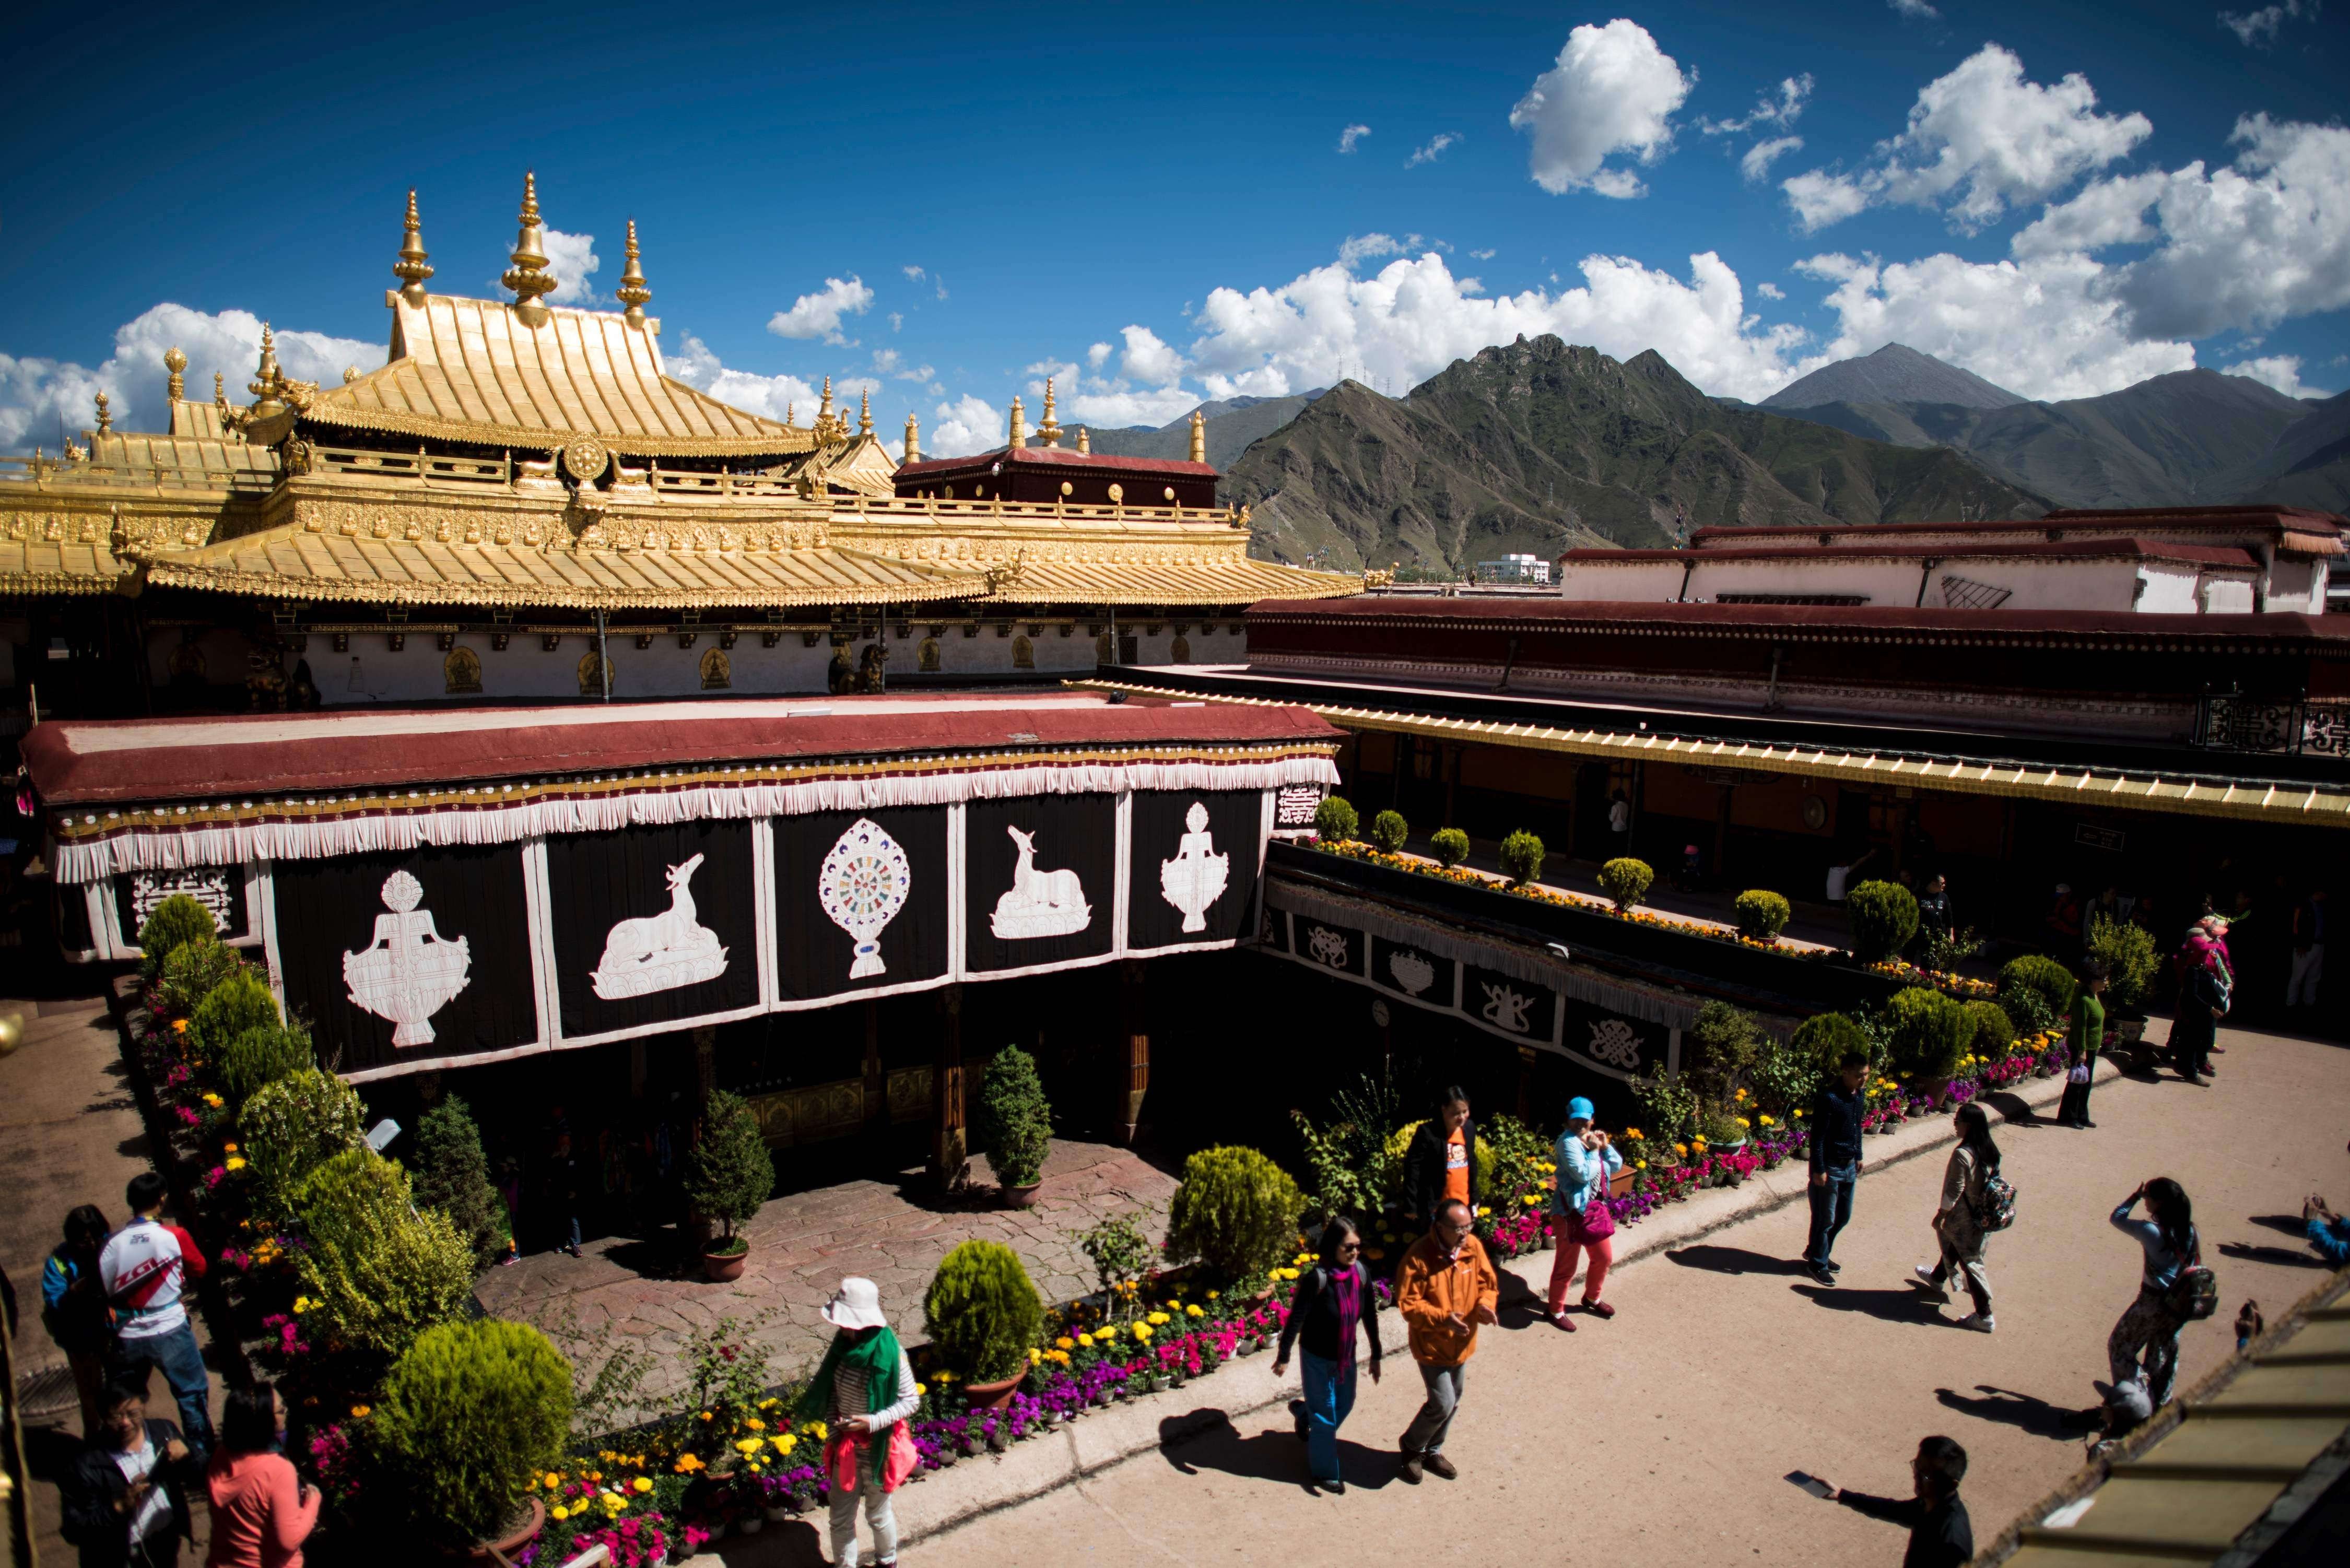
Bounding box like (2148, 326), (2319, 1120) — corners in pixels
(2172, 926), (2229, 1083)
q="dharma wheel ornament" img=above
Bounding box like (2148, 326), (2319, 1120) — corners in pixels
(561, 436), (611, 483)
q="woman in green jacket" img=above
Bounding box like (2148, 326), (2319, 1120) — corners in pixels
(2059, 959), (2109, 1129)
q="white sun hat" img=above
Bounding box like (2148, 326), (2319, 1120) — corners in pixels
(822, 1276), (889, 1331)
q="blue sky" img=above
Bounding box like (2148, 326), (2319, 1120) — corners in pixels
(4, 1), (2344, 456)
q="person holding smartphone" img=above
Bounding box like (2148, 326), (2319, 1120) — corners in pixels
(60, 1378), (202, 1568)
(205, 1383), (319, 1568)
(1811, 1436), (1973, 1568)
(1546, 1096), (1624, 1329)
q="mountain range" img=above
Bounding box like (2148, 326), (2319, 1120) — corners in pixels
(1078, 392), (1326, 470)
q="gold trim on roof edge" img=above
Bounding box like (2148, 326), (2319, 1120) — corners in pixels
(296, 398), (820, 459)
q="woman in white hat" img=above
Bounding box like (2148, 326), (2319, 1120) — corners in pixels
(795, 1277), (920, 1568)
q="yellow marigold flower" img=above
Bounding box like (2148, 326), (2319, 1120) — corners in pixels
(550, 1505), (570, 1522)
(674, 1454), (704, 1473)
(292, 1296), (311, 1313)
(633, 1477), (653, 1493)
(1186, 1304), (1203, 1317)
(1076, 1333), (1094, 1348)
(1206, 1290), (1220, 1301)
(1134, 1323), (1154, 1341)
(545, 1472), (563, 1490)
(773, 1435), (796, 1454)
(1029, 1347), (1043, 1363)
(350, 1404), (371, 1418)
(1636, 1161), (1647, 1170)
(1055, 1337), (1075, 1351)
(808, 1421), (828, 1441)
(224, 1157), (246, 1171)
(1147, 1312), (1170, 1326)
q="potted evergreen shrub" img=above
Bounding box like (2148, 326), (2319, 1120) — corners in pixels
(1163, 1144), (1305, 1291)
(240, 1068), (367, 1220)
(220, 1022), (313, 1109)
(686, 1090), (774, 1281)
(1429, 827), (1471, 868)
(1734, 889), (1792, 942)
(136, 893), (216, 979)
(2086, 915), (2157, 1040)
(1885, 987), (1972, 1105)
(187, 969), (280, 1061)
(1311, 796), (1359, 843)
(1599, 856), (1652, 911)
(923, 1240), (1044, 1409)
(368, 1318), (572, 1558)
(1998, 954), (2077, 1031)
(413, 1094), (507, 1267)
(295, 1148), (477, 1363)
(1500, 830), (1547, 886)
(1846, 880), (1920, 963)
(973, 1046), (1053, 1208)
(1368, 809), (1409, 854)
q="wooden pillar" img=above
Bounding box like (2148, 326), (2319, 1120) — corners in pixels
(930, 984), (967, 1191)
(1117, 959), (1149, 1146)
(691, 1025), (716, 1109)
(1442, 742), (1459, 831)
(1713, 784), (1735, 888)
(861, 998), (886, 1131)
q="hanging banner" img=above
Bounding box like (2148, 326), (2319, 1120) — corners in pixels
(1371, 934), (1459, 1009)
(773, 805), (953, 1006)
(544, 819), (761, 1045)
(964, 794), (1119, 977)
(1461, 962), (1562, 1046)
(113, 867), (251, 951)
(1292, 915), (1369, 980)
(1126, 789), (1260, 955)
(1561, 995), (1672, 1080)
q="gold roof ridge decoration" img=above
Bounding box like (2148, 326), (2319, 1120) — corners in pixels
(502, 171), (556, 326)
(394, 189), (434, 304)
(616, 219), (651, 324)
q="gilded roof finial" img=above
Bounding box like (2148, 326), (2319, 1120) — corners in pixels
(394, 188), (434, 305)
(163, 346), (187, 403)
(213, 371), (226, 406)
(859, 390), (873, 438)
(344, 366), (361, 383)
(786, 402), (795, 427)
(616, 218), (652, 325)
(903, 411), (921, 464)
(1077, 426), (1091, 455)
(1008, 395), (1028, 449)
(819, 375), (835, 422)
(502, 171), (556, 327)
(1037, 378), (1063, 448)
(1188, 406), (1206, 464)
(93, 392), (112, 435)
(248, 324), (287, 419)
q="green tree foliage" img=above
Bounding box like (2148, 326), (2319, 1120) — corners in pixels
(1961, 1000), (2016, 1058)
(413, 1095), (504, 1268)
(1500, 830), (1547, 885)
(137, 895), (217, 979)
(1479, 1112), (1553, 1202)
(973, 1046), (1053, 1188)
(1734, 889), (1792, 940)
(1076, 1213), (1156, 1318)
(1289, 1073), (1404, 1222)
(1792, 1011), (1873, 1074)
(188, 971), (280, 1064)
(1885, 987), (1972, 1080)
(1429, 828), (1471, 868)
(1750, 1022), (1829, 1117)
(1368, 809), (1409, 853)
(1683, 1000), (1765, 1105)
(685, 1090), (774, 1246)
(1846, 880), (1920, 962)
(922, 1240), (1044, 1383)
(1164, 1145), (1305, 1286)
(295, 1149), (476, 1363)
(1999, 953), (2077, 1026)
(2086, 915), (2158, 1008)
(220, 1023), (312, 1107)
(1311, 796), (1359, 842)
(1598, 856), (1652, 910)
(370, 1319), (572, 1548)
(240, 1068), (366, 1219)
(156, 937), (247, 1022)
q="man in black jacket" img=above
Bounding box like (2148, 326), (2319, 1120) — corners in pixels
(58, 1378), (201, 1568)
(1825, 1435), (1973, 1568)
(1803, 1050), (1870, 1286)
(1400, 1088), (1478, 1235)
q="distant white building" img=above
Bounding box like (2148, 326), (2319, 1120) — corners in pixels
(1475, 552), (1552, 585)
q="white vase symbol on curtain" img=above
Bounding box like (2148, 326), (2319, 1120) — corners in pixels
(343, 870), (472, 1047)
(990, 825), (1091, 939)
(1158, 801), (1230, 933)
(592, 853), (728, 1000)
(820, 818), (911, 978)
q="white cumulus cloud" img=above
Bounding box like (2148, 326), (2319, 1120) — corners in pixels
(902, 265), (925, 281)
(1702, 74), (1812, 136)
(2224, 354), (2328, 398)
(1406, 132), (1461, 167)
(767, 276), (874, 345)
(666, 334), (819, 422)
(926, 394), (1003, 458)
(1086, 341), (1113, 369)
(1889, 0), (1941, 18)
(2219, 2), (2316, 46)
(1756, 281), (1785, 299)
(539, 228), (601, 305)
(1742, 136), (1804, 182)
(1338, 124), (1370, 154)
(1509, 18), (1693, 198)
(1119, 324), (1189, 384)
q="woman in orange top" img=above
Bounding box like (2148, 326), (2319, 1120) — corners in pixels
(205, 1384), (318, 1568)
(1400, 1087), (1479, 1234)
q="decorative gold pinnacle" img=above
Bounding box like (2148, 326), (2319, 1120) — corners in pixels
(1077, 426), (1091, 455)
(1037, 378), (1063, 447)
(394, 188), (434, 304)
(1008, 395), (1028, 449)
(248, 324), (286, 419)
(93, 392), (112, 434)
(616, 218), (652, 325)
(859, 390), (873, 437)
(501, 171), (556, 326)
(904, 411), (922, 464)
(163, 346), (187, 402)
(1188, 406), (1206, 464)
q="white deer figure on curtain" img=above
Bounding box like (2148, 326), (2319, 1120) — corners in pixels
(991, 825), (1092, 939)
(592, 853), (730, 999)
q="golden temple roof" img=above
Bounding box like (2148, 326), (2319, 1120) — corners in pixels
(0, 535), (135, 597)
(978, 555), (1361, 606)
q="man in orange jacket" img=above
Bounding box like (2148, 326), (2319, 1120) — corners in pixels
(1394, 1197), (1498, 1482)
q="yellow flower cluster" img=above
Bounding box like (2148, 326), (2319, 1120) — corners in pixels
(224, 1157), (247, 1172)
(202, 1092), (224, 1110)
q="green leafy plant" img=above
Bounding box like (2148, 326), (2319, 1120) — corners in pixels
(137, 894), (217, 979)
(1999, 953), (2077, 1026)
(1599, 856), (1653, 910)
(1918, 926), (1988, 974)
(1750, 1024), (1828, 1118)
(1075, 1212), (1157, 1320)
(1683, 1000), (1765, 1106)
(240, 1068), (366, 1218)
(1884, 987), (1972, 1080)
(1429, 828), (1471, 868)
(1846, 880), (1920, 962)
(685, 1090), (774, 1252)
(679, 1313), (779, 1420)
(1478, 1112), (1553, 1204)
(923, 1240), (1044, 1383)
(413, 1095), (504, 1268)
(1791, 1011), (1873, 1075)
(1368, 809), (1409, 853)
(369, 1319), (572, 1548)
(220, 1023), (312, 1107)
(295, 1149), (476, 1362)
(1961, 1000), (2016, 1060)
(188, 971), (280, 1063)
(2001, 982), (2056, 1037)
(1311, 796), (1359, 842)
(2086, 915), (2158, 1009)
(1627, 1072), (1701, 1148)
(973, 1046), (1053, 1188)
(1699, 1104), (1747, 1147)
(155, 937), (246, 1022)
(1164, 1145), (1305, 1286)
(1500, 830), (1547, 885)
(1289, 1073), (1404, 1222)
(1733, 889), (1791, 941)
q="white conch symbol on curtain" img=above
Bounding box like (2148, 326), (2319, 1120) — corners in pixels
(1158, 801), (1230, 933)
(343, 870), (472, 1047)
(592, 853), (728, 1000)
(819, 818), (911, 978)
(991, 825), (1092, 939)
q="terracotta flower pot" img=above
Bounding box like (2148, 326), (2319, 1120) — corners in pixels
(1000, 1181), (1042, 1209)
(703, 1242), (749, 1282)
(962, 1366), (1028, 1410)
(461, 1496), (545, 1563)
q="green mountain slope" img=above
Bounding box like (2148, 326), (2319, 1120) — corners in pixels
(1077, 392), (1325, 470)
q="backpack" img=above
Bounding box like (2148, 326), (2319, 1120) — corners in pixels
(2162, 1232), (2219, 1322)
(1975, 1169), (2017, 1232)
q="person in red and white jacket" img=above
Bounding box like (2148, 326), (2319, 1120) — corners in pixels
(98, 1173), (214, 1457)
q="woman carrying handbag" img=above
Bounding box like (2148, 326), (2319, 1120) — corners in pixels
(1547, 1096), (1625, 1329)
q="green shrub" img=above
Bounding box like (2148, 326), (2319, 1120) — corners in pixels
(1429, 828), (1471, 868)
(1499, 830), (1546, 885)
(685, 1090), (773, 1248)
(974, 1046), (1052, 1188)
(189, 971), (279, 1064)
(156, 937), (246, 1022)
(413, 1095), (503, 1268)
(1999, 953), (2077, 1026)
(1750, 1025), (1827, 1118)
(137, 894), (217, 979)
(2087, 915), (2158, 1009)
(1846, 880), (1920, 962)
(221, 1023), (311, 1107)
(1479, 1112), (1553, 1203)
(922, 1240), (1044, 1383)
(295, 1148), (476, 1362)
(241, 1068), (366, 1218)
(1792, 1012), (1873, 1075)
(371, 1319), (572, 1548)
(1961, 1000), (2016, 1060)
(1684, 1000), (1765, 1106)
(1884, 987), (1972, 1080)
(1289, 1073), (1404, 1222)
(1164, 1145), (1305, 1285)
(1698, 1104), (1747, 1146)
(1628, 1071), (1701, 1146)
(1076, 1213), (1156, 1316)
(1368, 810), (1408, 853)
(1311, 796), (1359, 842)
(1734, 889), (1792, 941)
(1599, 856), (1652, 910)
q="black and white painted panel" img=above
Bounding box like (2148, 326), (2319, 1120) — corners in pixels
(543, 819), (763, 1047)
(772, 805), (958, 1008)
(1124, 789), (1263, 957)
(962, 794), (1120, 978)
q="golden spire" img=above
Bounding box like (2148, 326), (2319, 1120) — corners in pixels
(616, 218), (651, 325)
(1007, 395), (1028, 449)
(1188, 406), (1206, 464)
(394, 188), (434, 304)
(1037, 378), (1063, 447)
(163, 346), (186, 403)
(1077, 426), (1091, 454)
(248, 324), (287, 419)
(501, 171), (556, 326)
(903, 410), (921, 464)
(786, 402), (795, 427)
(859, 390), (873, 437)
(213, 372), (226, 405)
(93, 392), (112, 434)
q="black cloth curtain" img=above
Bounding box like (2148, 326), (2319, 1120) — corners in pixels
(117, 868), (249, 948)
(271, 844), (536, 1075)
(1462, 962), (1559, 1044)
(1560, 996), (1670, 1079)
(1371, 934), (1458, 1008)
(1125, 789), (1261, 951)
(1295, 916), (1368, 978)
(773, 806), (950, 1003)
(964, 794), (1118, 974)
(544, 819), (759, 1040)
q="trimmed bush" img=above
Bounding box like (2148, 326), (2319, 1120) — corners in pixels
(221, 1023), (312, 1107)
(241, 1068), (366, 1218)
(296, 1149), (476, 1362)
(155, 937), (246, 1023)
(1961, 1000), (2015, 1060)
(1684, 1000), (1765, 1105)
(137, 894), (217, 979)
(1368, 809), (1408, 854)
(1599, 856), (1653, 910)
(1164, 1145), (1305, 1285)
(1311, 796), (1358, 843)
(1429, 828), (1471, 868)
(1499, 830), (1546, 885)
(2003, 984), (2056, 1038)
(1999, 953), (2077, 1026)
(685, 1090), (774, 1248)
(1734, 889), (1792, 941)
(974, 1045), (1052, 1188)
(371, 1319), (572, 1548)
(2087, 915), (2158, 1009)
(188, 971), (279, 1064)
(1846, 880), (1920, 962)
(923, 1239), (1045, 1383)
(1752, 1025), (1828, 1117)
(1885, 987), (1972, 1080)
(413, 1095), (504, 1268)
(1792, 1011), (1873, 1074)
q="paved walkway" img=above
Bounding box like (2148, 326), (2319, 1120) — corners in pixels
(475, 1137), (1178, 1405)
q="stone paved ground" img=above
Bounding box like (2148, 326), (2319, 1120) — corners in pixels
(474, 1137), (1179, 1405)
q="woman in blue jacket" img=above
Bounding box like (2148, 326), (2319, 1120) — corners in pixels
(2107, 1178), (2199, 1412)
(1546, 1096), (1624, 1329)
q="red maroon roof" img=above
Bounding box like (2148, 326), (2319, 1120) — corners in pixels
(897, 445), (1217, 480)
(1561, 539), (2262, 568)
(23, 694), (1341, 807)
(1691, 502), (2345, 551)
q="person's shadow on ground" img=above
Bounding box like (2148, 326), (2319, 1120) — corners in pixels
(1158, 1409), (1397, 1493)
(710, 1517), (826, 1565)
(1793, 1283), (1950, 1326)
(1495, 1269), (1552, 1329)
(2218, 1240), (2329, 1269)
(1935, 1384), (2098, 1441)
(1665, 1244), (1810, 1277)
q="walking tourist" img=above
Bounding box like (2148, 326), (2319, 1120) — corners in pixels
(2286, 886), (2326, 1016)
(60, 1377), (201, 1568)
(1272, 1216), (1383, 1494)
(1826, 846), (1876, 905)
(2058, 960), (2109, 1128)
(2172, 939), (2227, 1085)
(1393, 1197), (1497, 1484)
(1803, 1048), (1870, 1285)
(1607, 789), (1630, 856)
(1910, 1103), (1999, 1332)
(42, 1204), (116, 1440)
(2106, 1178), (2204, 1413)
(2304, 1194), (2350, 1266)
(98, 1174), (214, 1456)
(1820, 1435), (1974, 1568)
(1915, 875), (1954, 954)
(2235, 1300), (2265, 1351)
(205, 1383), (319, 1568)
(1546, 1095), (1623, 1329)
(1400, 1087), (1479, 1236)
(797, 1277), (919, 1568)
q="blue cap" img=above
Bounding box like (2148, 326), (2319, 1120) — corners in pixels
(1566, 1096), (1595, 1123)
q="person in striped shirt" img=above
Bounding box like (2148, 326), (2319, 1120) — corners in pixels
(797, 1278), (918, 1568)
(98, 1174), (213, 1457)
